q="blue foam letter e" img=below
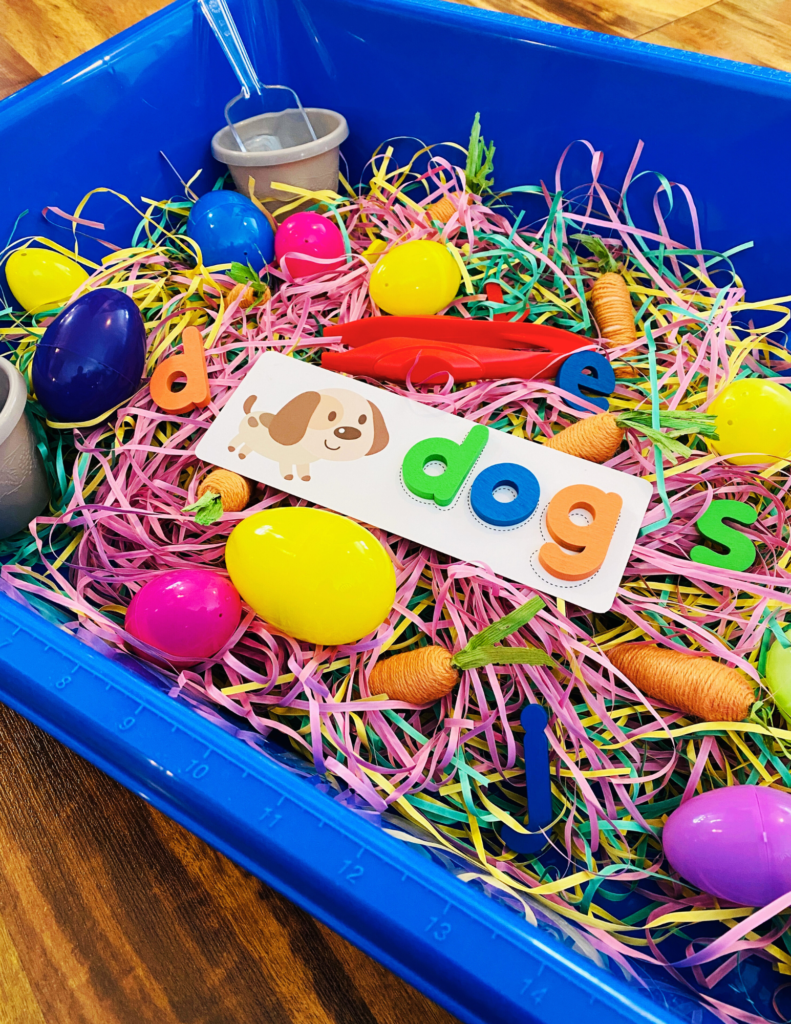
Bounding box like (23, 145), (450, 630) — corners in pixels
(556, 350), (615, 412)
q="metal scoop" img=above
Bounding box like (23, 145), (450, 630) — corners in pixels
(198, 0), (317, 154)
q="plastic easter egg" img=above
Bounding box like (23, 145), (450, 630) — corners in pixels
(5, 246), (88, 314)
(765, 634), (791, 724)
(32, 288), (146, 425)
(186, 191), (274, 273)
(708, 379), (791, 466)
(663, 786), (791, 906)
(275, 212), (346, 279)
(126, 569), (242, 664)
(369, 239), (461, 316)
(225, 507), (395, 645)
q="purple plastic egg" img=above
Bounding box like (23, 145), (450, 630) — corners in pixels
(663, 785), (791, 906)
(274, 212), (346, 279)
(126, 569), (241, 664)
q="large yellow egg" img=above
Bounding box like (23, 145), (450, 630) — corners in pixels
(709, 379), (791, 466)
(369, 239), (461, 316)
(225, 508), (396, 645)
(5, 246), (88, 314)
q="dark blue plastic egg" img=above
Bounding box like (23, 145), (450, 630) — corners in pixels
(32, 288), (146, 425)
(186, 191), (274, 273)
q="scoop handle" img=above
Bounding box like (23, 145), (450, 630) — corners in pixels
(198, 0), (260, 98)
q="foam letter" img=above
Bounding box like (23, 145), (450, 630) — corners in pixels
(402, 425), (488, 507)
(539, 484), (622, 581)
(690, 499), (757, 572)
(501, 705), (552, 855)
(556, 350), (615, 412)
(150, 326), (211, 414)
(470, 462), (540, 527)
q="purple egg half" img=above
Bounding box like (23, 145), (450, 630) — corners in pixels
(126, 569), (241, 665)
(663, 785), (791, 906)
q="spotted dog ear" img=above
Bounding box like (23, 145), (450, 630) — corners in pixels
(268, 392), (321, 446)
(243, 394), (257, 415)
(366, 401), (389, 455)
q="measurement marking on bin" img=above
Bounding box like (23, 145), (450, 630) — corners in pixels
(337, 859), (365, 884)
(425, 917), (452, 941)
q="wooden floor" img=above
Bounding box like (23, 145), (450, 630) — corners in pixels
(0, 0), (788, 1021)
(2, 0), (791, 99)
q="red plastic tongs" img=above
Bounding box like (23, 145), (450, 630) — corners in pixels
(321, 284), (591, 383)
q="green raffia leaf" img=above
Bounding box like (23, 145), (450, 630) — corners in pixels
(452, 644), (554, 671)
(183, 491), (224, 525)
(617, 410), (719, 463)
(464, 596), (545, 650)
(570, 233), (618, 274)
(633, 426), (695, 464)
(228, 261), (258, 285)
(465, 113), (495, 196)
(228, 262), (267, 295)
(618, 409), (719, 438)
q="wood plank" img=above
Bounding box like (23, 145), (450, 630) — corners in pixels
(0, 34), (38, 101)
(639, 0), (791, 70)
(0, 0), (171, 76)
(453, 0), (719, 40)
(0, 703), (458, 1024)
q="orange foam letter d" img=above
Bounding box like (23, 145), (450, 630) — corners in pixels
(150, 326), (211, 414)
(538, 484), (623, 582)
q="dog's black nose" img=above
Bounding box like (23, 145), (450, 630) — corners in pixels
(334, 426), (361, 440)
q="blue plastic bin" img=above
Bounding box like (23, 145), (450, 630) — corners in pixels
(1, 2), (790, 1021)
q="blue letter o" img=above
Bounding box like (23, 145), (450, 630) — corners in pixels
(470, 463), (540, 527)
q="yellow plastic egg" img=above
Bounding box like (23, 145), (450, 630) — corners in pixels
(708, 378), (791, 466)
(225, 507), (396, 645)
(5, 246), (88, 314)
(369, 239), (461, 316)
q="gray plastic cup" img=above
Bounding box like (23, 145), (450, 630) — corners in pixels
(0, 359), (50, 539)
(211, 108), (349, 211)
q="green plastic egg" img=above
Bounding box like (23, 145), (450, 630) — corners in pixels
(765, 634), (791, 724)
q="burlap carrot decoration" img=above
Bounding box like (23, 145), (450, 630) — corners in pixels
(426, 113), (494, 224)
(609, 643), (754, 722)
(369, 597), (552, 704)
(572, 234), (636, 349)
(544, 410), (718, 464)
(184, 469), (253, 525)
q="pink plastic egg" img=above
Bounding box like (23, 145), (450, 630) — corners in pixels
(663, 785), (791, 906)
(126, 569), (241, 664)
(275, 212), (346, 279)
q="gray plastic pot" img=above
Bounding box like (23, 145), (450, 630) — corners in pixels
(211, 108), (349, 211)
(0, 359), (50, 539)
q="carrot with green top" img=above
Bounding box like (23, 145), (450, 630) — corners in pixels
(369, 597), (552, 704)
(425, 113), (494, 224)
(544, 410), (718, 464)
(573, 234), (636, 349)
(184, 469), (253, 525)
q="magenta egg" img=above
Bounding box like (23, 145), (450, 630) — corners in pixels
(274, 212), (346, 280)
(126, 569), (241, 664)
(663, 785), (791, 906)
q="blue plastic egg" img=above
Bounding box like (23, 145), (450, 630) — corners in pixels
(32, 288), (147, 425)
(186, 191), (274, 273)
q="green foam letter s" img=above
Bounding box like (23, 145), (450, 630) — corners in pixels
(690, 498), (757, 572)
(402, 424), (488, 507)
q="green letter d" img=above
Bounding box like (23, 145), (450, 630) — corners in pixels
(402, 424), (488, 507)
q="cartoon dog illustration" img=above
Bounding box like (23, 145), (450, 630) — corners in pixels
(228, 388), (389, 480)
